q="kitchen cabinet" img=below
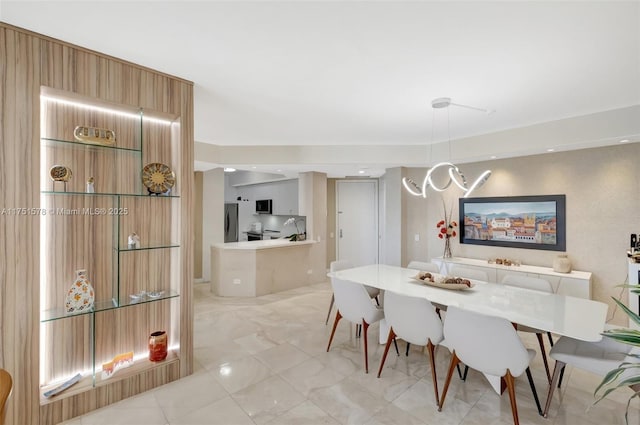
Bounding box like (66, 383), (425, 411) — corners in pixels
(235, 178), (298, 216)
(272, 179), (298, 215)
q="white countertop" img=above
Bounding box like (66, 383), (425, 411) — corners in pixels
(213, 239), (316, 250)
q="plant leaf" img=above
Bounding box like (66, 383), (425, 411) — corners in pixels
(594, 367), (625, 398)
(611, 297), (640, 327)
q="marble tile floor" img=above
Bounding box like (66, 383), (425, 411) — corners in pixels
(61, 281), (640, 425)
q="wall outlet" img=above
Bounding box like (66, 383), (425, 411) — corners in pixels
(414, 234), (420, 242)
(233, 278), (241, 285)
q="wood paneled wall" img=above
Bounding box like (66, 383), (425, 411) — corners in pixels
(0, 23), (194, 424)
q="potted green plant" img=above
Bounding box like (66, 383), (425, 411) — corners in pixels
(594, 284), (640, 423)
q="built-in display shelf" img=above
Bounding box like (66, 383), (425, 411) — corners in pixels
(41, 291), (180, 322)
(41, 137), (142, 153)
(39, 350), (179, 405)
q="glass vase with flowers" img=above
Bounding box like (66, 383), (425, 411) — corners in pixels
(436, 201), (457, 258)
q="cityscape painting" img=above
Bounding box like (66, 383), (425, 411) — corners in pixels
(459, 195), (566, 251)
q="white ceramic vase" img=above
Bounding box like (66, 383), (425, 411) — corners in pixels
(553, 254), (572, 273)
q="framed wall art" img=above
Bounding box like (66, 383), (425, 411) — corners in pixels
(459, 195), (566, 251)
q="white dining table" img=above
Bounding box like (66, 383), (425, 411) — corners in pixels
(328, 264), (610, 393)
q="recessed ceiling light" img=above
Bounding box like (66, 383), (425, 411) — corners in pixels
(547, 148), (555, 152)
(490, 155), (497, 159)
(358, 170), (365, 174)
(252, 166), (257, 169)
(276, 169), (282, 172)
(620, 139), (630, 143)
(223, 167), (236, 172)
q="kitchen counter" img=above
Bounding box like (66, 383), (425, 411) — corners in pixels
(211, 239), (320, 296)
(214, 239), (315, 250)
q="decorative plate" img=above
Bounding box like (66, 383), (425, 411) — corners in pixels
(142, 163), (175, 194)
(73, 126), (116, 146)
(412, 273), (475, 290)
(50, 165), (73, 182)
(65, 273), (95, 313)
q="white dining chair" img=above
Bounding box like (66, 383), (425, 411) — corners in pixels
(449, 266), (489, 282)
(326, 277), (385, 373)
(542, 335), (637, 417)
(439, 306), (543, 425)
(406, 259), (446, 352)
(377, 291), (444, 404)
(501, 274), (555, 382)
(325, 260), (380, 325)
(407, 260), (440, 274)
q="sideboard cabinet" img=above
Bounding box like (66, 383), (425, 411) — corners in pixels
(432, 256), (592, 299)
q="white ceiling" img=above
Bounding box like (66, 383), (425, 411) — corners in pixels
(2, 1), (639, 177)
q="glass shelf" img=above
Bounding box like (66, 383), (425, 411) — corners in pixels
(41, 191), (180, 198)
(41, 137), (142, 153)
(117, 243), (180, 252)
(41, 291), (179, 323)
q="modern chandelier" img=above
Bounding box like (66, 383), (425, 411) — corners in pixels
(402, 97), (493, 198)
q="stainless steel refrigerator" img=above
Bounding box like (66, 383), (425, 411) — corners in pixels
(224, 203), (239, 242)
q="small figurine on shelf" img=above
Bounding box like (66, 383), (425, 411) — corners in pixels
(127, 232), (141, 249)
(86, 177), (95, 193)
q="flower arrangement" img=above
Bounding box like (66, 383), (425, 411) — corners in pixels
(284, 217), (305, 241)
(437, 200), (456, 258)
(436, 219), (457, 240)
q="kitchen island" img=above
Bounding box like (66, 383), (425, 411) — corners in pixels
(211, 239), (318, 296)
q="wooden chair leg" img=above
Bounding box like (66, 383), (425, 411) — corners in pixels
(504, 370), (520, 425)
(543, 360), (566, 418)
(536, 332), (552, 383)
(525, 367), (543, 416)
(547, 331), (554, 347)
(377, 328), (396, 378)
(325, 293), (334, 325)
(362, 319), (370, 373)
(393, 337), (399, 356)
(326, 310), (342, 352)
(427, 340), (439, 405)
(438, 352), (460, 412)
(405, 342), (410, 356)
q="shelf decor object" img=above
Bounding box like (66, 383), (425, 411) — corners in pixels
(73, 126), (116, 146)
(43, 373), (82, 399)
(148, 331), (168, 362)
(127, 232), (140, 249)
(101, 352), (134, 380)
(49, 165), (72, 192)
(142, 162), (175, 195)
(64, 270), (95, 314)
(86, 177), (95, 193)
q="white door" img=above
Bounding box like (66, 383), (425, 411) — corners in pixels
(336, 180), (378, 266)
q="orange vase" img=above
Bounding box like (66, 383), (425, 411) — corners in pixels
(148, 331), (168, 362)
